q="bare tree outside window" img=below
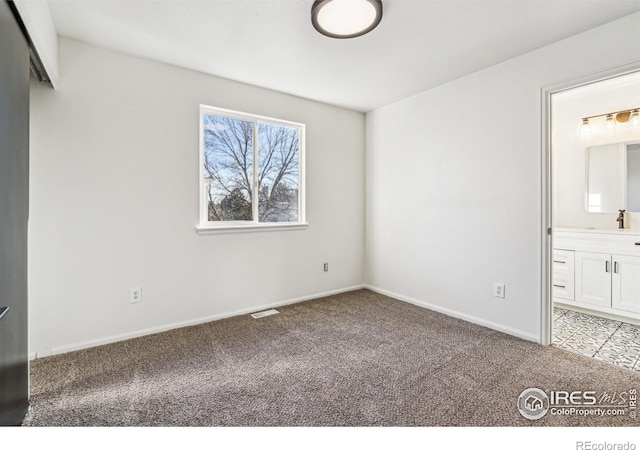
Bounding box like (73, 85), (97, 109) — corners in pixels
(203, 115), (254, 221)
(258, 122), (299, 222)
(202, 112), (300, 224)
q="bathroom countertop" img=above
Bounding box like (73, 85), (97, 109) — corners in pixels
(554, 227), (640, 237)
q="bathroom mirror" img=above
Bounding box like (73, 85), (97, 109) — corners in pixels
(628, 143), (640, 211)
(585, 141), (640, 213)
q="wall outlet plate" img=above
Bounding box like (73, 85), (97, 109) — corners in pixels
(130, 287), (142, 303)
(494, 282), (506, 299)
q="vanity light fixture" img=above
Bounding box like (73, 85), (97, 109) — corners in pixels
(605, 114), (616, 131)
(311, 0), (383, 39)
(579, 107), (640, 137)
(579, 118), (592, 137)
(630, 109), (640, 128)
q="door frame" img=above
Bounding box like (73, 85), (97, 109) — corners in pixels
(540, 61), (640, 346)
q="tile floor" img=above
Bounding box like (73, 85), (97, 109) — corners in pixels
(553, 306), (640, 371)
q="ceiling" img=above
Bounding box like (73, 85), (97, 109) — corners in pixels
(48, 0), (640, 112)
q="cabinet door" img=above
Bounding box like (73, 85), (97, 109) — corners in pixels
(575, 252), (612, 307)
(612, 255), (640, 314)
(552, 250), (574, 301)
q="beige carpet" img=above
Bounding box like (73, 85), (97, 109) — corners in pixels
(23, 289), (640, 426)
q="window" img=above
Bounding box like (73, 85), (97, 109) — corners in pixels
(198, 105), (306, 233)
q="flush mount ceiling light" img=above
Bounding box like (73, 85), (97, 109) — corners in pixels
(311, 0), (383, 39)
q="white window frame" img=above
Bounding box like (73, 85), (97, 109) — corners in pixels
(197, 105), (307, 234)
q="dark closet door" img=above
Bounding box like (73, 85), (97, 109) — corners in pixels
(0, 0), (30, 426)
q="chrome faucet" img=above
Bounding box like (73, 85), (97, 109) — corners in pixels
(617, 209), (626, 229)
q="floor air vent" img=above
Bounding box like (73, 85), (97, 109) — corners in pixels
(250, 309), (279, 319)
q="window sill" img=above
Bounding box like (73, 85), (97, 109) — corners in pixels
(196, 223), (309, 235)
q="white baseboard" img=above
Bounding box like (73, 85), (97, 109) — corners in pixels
(365, 285), (540, 343)
(37, 284), (365, 359)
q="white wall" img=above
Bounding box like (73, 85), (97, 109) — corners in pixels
(553, 74), (640, 229)
(29, 38), (365, 357)
(365, 13), (640, 342)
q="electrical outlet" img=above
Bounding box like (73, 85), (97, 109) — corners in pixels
(494, 282), (505, 299)
(323, 263), (329, 272)
(130, 287), (142, 303)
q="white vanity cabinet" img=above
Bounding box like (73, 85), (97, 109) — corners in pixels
(611, 255), (640, 314)
(552, 249), (574, 301)
(574, 251), (611, 307)
(554, 229), (640, 321)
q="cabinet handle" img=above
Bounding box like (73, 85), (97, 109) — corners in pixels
(553, 260), (566, 264)
(553, 284), (566, 288)
(614, 261), (619, 274)
(0, 306), (8, 322)
(605, 261), (610, 273)
(636, 242), (640, 246)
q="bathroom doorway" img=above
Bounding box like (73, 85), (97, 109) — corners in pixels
(547, 69), (640, 371)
